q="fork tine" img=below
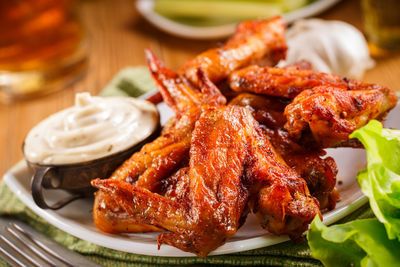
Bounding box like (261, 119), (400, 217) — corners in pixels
(0, 217), (101, 267)
(0, 239), (35, 267)
(6, 223), (65, 267)
(10, 223), (73, 267)
(0, 234), (45, 267)
(0, 247), (26, 267)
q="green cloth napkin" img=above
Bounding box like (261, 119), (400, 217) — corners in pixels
(99, 67), (156, 98)
(0, 67), (374, 267)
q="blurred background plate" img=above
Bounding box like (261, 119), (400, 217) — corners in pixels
(136, 0), (342, 39)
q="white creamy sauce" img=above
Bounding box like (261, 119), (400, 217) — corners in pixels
(24, 93), (158, 164)
(279, 19), (375, 79)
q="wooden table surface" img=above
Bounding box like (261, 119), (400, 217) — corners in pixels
(1, 0), (399, 178)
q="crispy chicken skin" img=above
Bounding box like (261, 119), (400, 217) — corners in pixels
(92, 105), (319, 257)
(180, 17), (287, 86)
(230, 93), (339, 211)
(229, 65), (387, 98)
(285, 85), (398, 147)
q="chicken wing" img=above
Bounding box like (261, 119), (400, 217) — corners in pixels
(230, 93), (339, 211)
(93, 167), (191, 234)
(284, 85), (398, 147)
(93, 190), (162, 233)
(145, 49), (225, 116)
(92, 105), (320, 257)
(181, 16), (287, 86)
(229, 65), (386, 98)
(93, 51), (226, 233)
(109, 51), (226, 190)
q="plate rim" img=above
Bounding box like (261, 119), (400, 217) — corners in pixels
(136, 0), (343, 39)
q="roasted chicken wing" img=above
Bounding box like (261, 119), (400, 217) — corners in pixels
(229, 65), (388, 98)
(285, 85), (398, 147)
(93, 189), (162, 233)
(109, 50), (226, 190)
(229, 65), (398, 147)
(181, 17), (287, 86)
(93, 51), (226, 233)
(230, 93), (339, 211)
(92, 105), (319, 257)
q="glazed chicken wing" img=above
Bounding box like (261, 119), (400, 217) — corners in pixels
(146, 49), (225, 116)
(92, 105), (319, 257)
(94, 167), (192, 234)
(93, 51), (226, 233)
(181, 17), (287, 86)
(285, 85), (398, 147)
(230, 93), (339, 211)
(93, 189), (162, 233)
(109, 50), (226, 190)
(229, 65), (387, 98)
(229, 65), (398, 147)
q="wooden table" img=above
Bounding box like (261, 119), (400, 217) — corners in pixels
(1, 0), (399, 177)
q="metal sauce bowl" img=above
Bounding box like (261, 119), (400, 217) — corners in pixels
(23, 123), (160, 210)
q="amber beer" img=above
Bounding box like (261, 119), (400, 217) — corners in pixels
(0, 0), (86, 101)
(362, 0), (400, 54)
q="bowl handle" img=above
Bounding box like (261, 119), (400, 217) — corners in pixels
(31, 167), (85, 210)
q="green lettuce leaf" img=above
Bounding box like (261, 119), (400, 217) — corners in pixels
(308, 216), (400, 267)
(308, 120), (400, 266)
(350, 120), (400, 240)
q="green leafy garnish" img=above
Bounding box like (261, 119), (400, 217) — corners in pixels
(100, 67), (155, 97)
(308, 120), (400, 267)
(308, 216), (400, 267)
(350, 120), (400, 240)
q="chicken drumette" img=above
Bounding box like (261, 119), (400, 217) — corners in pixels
(285, 85), (398, 147)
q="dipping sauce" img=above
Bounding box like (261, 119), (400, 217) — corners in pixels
(24, 92), (159, 165)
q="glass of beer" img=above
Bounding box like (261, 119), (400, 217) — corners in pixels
(361, 0), (400, 55)
(0, 0), (87, 103)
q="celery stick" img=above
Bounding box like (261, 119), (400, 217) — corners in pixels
(154, 0), (283, 21)
(281, 0), (311, 12)
(167, 17), (241, 27)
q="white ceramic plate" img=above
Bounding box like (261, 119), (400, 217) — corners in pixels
(3, 102), (400, 257)
(136, 0), (342, 39)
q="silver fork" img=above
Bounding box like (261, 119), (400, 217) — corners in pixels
(0, 217), (101, 267)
